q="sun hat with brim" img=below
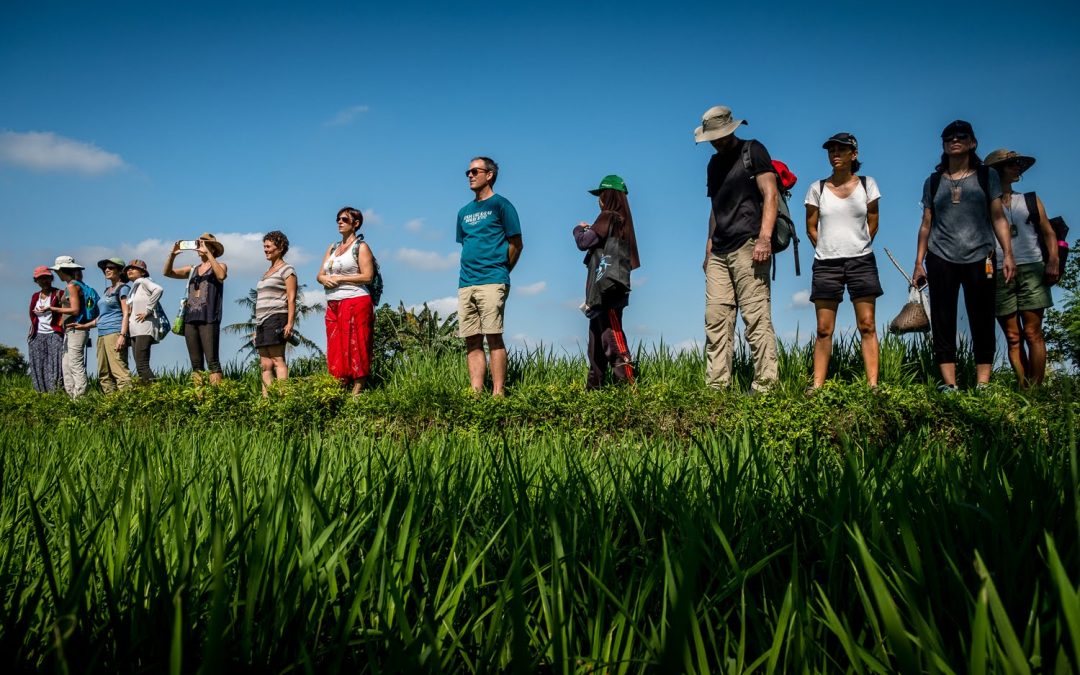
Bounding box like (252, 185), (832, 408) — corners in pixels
(197, 233), (225, 257)
(694, 105), (747, 144)
(49, 255), (84, 271)
(983, 148), (1036, 173)
(588, 175), (629, 195)
(121, 259), (149, 276)
(822, 132), (858, 150)
(33, 265), (53, 280)
(97, 257), (126, 272)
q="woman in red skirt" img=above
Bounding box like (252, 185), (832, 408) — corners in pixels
(317, 206), (376, 394)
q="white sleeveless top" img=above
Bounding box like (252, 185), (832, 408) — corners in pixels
(324, 242), (369, 301)
(996, 193), (1044, 267)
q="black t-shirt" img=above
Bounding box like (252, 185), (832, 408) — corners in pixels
(706, 139), (775, 254)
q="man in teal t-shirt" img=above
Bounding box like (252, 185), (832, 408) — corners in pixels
(456, 156), (523, 396)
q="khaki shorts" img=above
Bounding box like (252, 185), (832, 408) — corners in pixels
(458, 284), (509, 337)
(995, 261), (1053, 316)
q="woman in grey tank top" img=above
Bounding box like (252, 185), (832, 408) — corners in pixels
(985, 149), (1059, 387)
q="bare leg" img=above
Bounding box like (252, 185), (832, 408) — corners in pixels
(975, 363), (992, 385)
(258, 349), (274, 396)
(209, 372), (223, 386)
(465, 335), (486, 393)
(1020, 309), (1047, 386)
(939, 363), (957, 386)
(997, 314), (1026, 387)
(487, 333), (507, 396)
(852, 297), (879, 387)
(812, 300), (838, 388)
(351, 377), (366, 395)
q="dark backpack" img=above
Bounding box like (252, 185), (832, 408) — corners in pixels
(741, 143), (801, 279)
(71, 280), (100, 324)
(1022, 192), (1070, 284)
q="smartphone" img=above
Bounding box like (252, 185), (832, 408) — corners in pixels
(178, 240), (199, 250)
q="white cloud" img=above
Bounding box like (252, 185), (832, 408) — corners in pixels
(515, 281), (547, 296)
(672, 338), (703, 354)
(393, 247), (459, 271)
(407, 296), (458, 317)
(404, 218), (425, 233)
(301, 288), (327, 310)
(362, 209), (384, 226)
(789, 290), (813, 309)
(0, 130), (125, 175)
(324, 105), (370, 127)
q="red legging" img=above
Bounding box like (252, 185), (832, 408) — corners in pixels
(326, 295), (374, 380)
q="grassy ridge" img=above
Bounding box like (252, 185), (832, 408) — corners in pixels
(1, 336), (1078, 671)
(1, 420), (1077, 672)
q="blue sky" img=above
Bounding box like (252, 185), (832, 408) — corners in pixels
(3, 0), (1079, 370)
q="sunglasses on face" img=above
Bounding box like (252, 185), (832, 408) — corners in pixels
(465, 168), (490, 177)
(1004, 158), (1026, 168)
(337, 217), (352, 224)
(943, 133), (971, 143)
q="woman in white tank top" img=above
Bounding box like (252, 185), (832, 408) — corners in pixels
(317, 206), (376, 394)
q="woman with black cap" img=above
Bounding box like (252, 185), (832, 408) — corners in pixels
(804, 132), (882, 390)
(911, 121), (1016, 392)
(985, 148), (1060, 387)
(573, 175), (641, 389)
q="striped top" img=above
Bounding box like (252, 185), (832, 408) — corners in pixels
(255, 263), (295, 324)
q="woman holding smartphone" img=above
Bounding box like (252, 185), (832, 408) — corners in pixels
(254, 230), (297, 395)
(124, 259), (164, 383)
(164, 233), (228, 385)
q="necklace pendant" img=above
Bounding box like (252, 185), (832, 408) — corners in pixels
(950, 185), (962, 204)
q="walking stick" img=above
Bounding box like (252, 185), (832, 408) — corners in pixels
(607, 308), (635, 385)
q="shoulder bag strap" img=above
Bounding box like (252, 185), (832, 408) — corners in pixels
(1023, 191), (1040, 227)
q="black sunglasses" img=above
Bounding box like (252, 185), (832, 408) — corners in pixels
(465, 168), (490, 177)
(943, 133), (971, 143)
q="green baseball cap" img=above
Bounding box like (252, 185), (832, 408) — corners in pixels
(588, 174), (628, 195)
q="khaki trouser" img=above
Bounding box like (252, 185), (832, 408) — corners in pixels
(96, 333), (132, 393)
(62, 328), (89, 399)
(704, 238), (778, 391)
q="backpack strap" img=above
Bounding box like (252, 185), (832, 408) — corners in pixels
(976, 165), (993, 212)
(928, 171), (943, 221)
(1023, 191), (1040, 227)
(817, 179), (826, 203)
(859, 175), (867, 192)
(741, 140), (753, 177)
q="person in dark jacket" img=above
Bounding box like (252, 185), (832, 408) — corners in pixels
(27, 265), (65, 393)
(573, 175), (641, 389)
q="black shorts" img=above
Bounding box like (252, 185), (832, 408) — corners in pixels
(254, 313), (288, 348)
(810, 252), (884, 303)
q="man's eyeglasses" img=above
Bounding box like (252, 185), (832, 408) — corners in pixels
(943, 133), (971, 143)
(465, 168), (490, 177)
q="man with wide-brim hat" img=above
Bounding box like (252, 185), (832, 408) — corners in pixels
(984, 147), (1059, 387)
(163, 232), (229, 385)
(695, 104), (781, 393)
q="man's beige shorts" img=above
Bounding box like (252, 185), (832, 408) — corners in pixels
(458, 284), (509, 337)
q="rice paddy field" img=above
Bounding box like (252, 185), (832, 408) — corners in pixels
(1, 335), (1078, 673)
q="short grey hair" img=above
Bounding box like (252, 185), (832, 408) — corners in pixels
(471, 156), (499, 185)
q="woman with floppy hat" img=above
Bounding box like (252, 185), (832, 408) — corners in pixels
(27, 266), (65, 393)
(911, 120), (1016, 392)
(985, 148), (1060, 387)
(573, 175), (641, 389)
(254, 230), (297, 395)
(47, 256), (93, 398)
(318, 207), (375, 394)
(124, 259), (164, 383)
(804, 133), (882, 390)
(83, 258), (134, 393)
(164, 233), (228, 385)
